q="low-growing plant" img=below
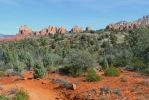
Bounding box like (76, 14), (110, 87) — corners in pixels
(13, 89), (29, 100)
(33, 61), (46, 79)
(0, 70), (5, 77)
(104, 67), (120, 76)
(86, 68), (101, 82)
(0, 94), (9, 100)
(47, 65), (61, 72)
(68, 67), (83, 77)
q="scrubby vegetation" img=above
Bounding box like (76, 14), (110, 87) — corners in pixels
(104, 67), (120, 76)
(86, 68), (101, 82)
(13, 89), (29, 100)
(0, 95), (9, 100)
(0, 89), (29, 100)
(33, 61), (46, 79)
(0, 27), (149, 78)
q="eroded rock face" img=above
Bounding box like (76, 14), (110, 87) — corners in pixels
(106, 15), (149, 31)
(22, 26), (68, 37)
(40, 28), (49, 36)
(106, 21), (139, 31)
(47, 26), (57, 34)
(57, 26), (67, 34)
(71, 26), (83, 33)
(18, 25), (32, 36)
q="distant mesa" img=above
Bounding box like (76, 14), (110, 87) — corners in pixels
(106, 15), (149, 31)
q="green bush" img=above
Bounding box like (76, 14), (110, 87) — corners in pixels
(0, 70), (5, 77)
(64, 49), (94, 76)
(66, 50), (94, 70)
(0, 95), (9, 100)
(47, 65), (61, 72)
(104, 67), (120, 76)
(43, 53), (62, 68)
(13, 89), (29, 100)
(144, 67), (149, 74)
(86, 68), (101, 82)
(33, 61), (46, 79)
(68, 67), (83, 77)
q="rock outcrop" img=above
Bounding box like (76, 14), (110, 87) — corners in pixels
(57, 26), (67, 34)
(19, 26), (67, 36)
(18, 25), (33, 36)
(47, 26), (58, 34)
(106, 15), (149, 31)
(71, 26), (83, 33)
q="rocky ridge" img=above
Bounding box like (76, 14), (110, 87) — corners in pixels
(17, 25), (92, 36)
(106, 15), (149, 31)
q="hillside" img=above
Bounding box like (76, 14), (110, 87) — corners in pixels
(0, 16), (149, 100)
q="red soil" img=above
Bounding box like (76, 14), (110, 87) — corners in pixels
(0, 72), (58, 100)
(0, 71), (149, 100)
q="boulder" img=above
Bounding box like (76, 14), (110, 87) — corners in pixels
(52, 78), (77, 90)
(72, 84), (77, 90)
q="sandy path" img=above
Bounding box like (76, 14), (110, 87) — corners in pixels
(2, 79), (57, 100)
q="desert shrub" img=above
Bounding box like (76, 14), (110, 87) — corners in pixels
(43, 53), (62, 68)
(4, 69), (16, 76)
(33, 61), (46, 79)
(68, 66), (83, 77)
(86, 68), (101, 82)
(2, 47), (12, 64)
(0, 71), (5, 77)
(13, 61), (24, 76)
(104, 67), (120, 76)
(144, 67), (149, 74)
(0, 95), (9, 100)
(47, 65), (61, 72)
(13, 89), (29, 100)
(66, 50), (94, 69)
(64, 49), (94, 76)
(39, 36), (48, 46)
(19, 51), (34, 70)
(125, 65), (146, 72)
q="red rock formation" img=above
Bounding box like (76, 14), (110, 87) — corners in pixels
(57, 26), (67, 34)
(71, 26), (83, 33)
(47, 26), (57, 34)
(18, 25), (33, 36)
(106, 15), (149, 31)
(40, 28), (49, 36)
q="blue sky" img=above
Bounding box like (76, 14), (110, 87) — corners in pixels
(0, 0), (149, 35)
